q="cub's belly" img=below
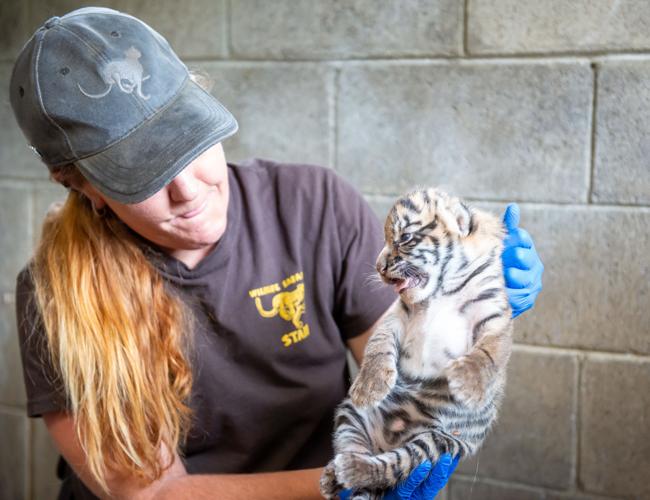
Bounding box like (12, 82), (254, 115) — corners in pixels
(398, 313), (469, 379)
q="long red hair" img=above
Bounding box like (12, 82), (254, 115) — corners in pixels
(28, 69), (214, 495)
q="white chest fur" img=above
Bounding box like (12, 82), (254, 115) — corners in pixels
(398, 297), (471, 379)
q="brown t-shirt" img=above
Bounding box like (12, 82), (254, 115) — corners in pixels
(15, 158), (397, 499)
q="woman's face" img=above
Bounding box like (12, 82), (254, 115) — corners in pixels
(85, 142), (230, 257)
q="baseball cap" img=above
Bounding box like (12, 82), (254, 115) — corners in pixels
(9, 6), (238, 204)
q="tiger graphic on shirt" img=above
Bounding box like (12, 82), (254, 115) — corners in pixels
(248, 272), (310, 347)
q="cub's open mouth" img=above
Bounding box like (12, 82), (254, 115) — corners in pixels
(385, 276), (421, 294)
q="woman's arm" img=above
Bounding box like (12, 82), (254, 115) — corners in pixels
(43, 411), (186, 499)
(154, 468), (323, 499)
(43, 411), (323, 500)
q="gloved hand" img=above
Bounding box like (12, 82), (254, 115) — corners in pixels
(501, 203), (544, 318)
(339, 453), (459, 500)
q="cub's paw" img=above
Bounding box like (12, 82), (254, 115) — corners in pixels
(445, 357), (485, 408)
(320, 460), (342, 499)
(334, 453), (376, 490)
(349, 366), (396, 408)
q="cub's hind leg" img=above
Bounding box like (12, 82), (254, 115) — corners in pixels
(321, 401), (378, 498)
(320, 461), (341, 499)
(331, 401), (379, 457)
(334, 429), (458, 491)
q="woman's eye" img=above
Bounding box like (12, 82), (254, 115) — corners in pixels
(399, 233), (413, 244)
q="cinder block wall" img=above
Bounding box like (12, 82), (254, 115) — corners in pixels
(1, 1), (648, 499)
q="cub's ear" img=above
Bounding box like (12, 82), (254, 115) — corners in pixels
(437, 196), (473, 238)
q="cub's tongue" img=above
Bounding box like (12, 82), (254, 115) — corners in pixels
(394, 279), (410, 294)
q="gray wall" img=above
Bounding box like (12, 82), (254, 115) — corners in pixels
(1, 1), (649, 499)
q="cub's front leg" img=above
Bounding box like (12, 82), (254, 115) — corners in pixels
(349, 311), (403, 408)
(446, 314), (513, 407)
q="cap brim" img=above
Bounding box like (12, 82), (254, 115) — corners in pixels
(76, 77), (238, 204)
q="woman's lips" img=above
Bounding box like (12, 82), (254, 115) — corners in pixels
(179, 197), (208, 219)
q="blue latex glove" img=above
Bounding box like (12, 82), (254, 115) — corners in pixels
(339, 453), (459, 500)
(501, 203), (544, 318)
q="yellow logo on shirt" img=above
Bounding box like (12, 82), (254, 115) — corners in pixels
(248, 272), (310, 347)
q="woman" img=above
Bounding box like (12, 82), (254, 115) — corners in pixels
(10, 7), (543, 500)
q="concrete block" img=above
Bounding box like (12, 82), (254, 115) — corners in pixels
(32, 418), (62, 500)
(1, 63), (50, 180)
(337, 62), (592, 203)
(545, 492), (624, 500)
(0, 412), (27, 499)
(0, 186), (33, 293)
(0, 0), (29, 61)
(115, 0), (227, 58)
(456, 349), (577, 489)
(513, 205), (650, 355)
(580, 356), (650, 498)
(198, 62), (333, 166)
(468, 0), (650, 54)
(449, 478), (543, 500)
(231, 0), (462, 59)
(0, 302), (26, 407)
(27, 1), (121, 37)
(593, 61), (650, 205)
(29, 0), (226, 58)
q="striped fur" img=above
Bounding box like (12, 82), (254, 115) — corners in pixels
(320, 188), (513, 499)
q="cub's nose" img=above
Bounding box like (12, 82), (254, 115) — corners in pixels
(377, 254), (402, 275)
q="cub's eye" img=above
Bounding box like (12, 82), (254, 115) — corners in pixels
(399, 232), (413, 245)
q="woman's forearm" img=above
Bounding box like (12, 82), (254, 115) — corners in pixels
(154, 467), (324, 500)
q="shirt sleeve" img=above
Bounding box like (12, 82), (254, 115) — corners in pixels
(15, 265), (68, 418)
(331, 174), (397, 341)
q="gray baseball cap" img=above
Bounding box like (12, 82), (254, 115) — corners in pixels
(9, 6), (238, 204)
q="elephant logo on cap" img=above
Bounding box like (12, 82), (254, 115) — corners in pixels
(78, 46), (151, 100)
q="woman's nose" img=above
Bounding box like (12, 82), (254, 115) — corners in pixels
(168, 167), (199, 202)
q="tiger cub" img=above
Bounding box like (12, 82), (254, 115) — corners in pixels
(320, 188), (513, 499)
